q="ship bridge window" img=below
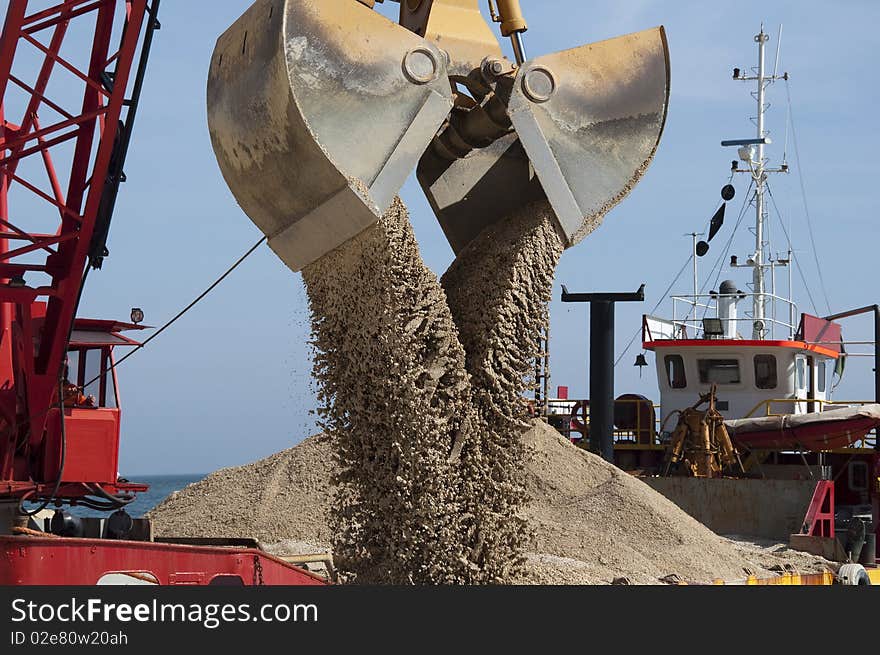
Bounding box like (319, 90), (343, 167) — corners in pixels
(697, 358), (741, 385)
(754, 354), (778, 389)
(796, 357), (806, 390)
(817, 361), (827, 393)
(664, 355), (686, 389)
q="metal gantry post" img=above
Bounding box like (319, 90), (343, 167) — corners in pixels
(690, 232), (699, 319)
(561, 285), (645, 462)
(875, 306), (880, 410)
(590, 300), (615, 462)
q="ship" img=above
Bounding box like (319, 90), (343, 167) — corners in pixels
(545, 26), (879, 579)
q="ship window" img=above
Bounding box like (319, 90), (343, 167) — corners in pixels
(796, 357), (806, 390)
(697, 358), (741, 384)
(817, 361), (827, 393)
(754, 354), (777, 389)
(82, 348), (102, 403)
(103, 350), (118, 409)
(664, 355), (686, 389)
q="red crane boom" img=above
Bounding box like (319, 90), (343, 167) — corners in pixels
(0, 1), (329, 586)
(0, 0), (157, 505)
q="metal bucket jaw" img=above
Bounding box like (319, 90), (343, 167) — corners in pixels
(207, 0), (454, 271)
(421, 26), (670, 253)
(208, 0), (670, 264)
(510, 28), (670, 248)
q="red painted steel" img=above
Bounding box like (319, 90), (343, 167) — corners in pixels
(0, 537), (329, 585)
(796, 314), (843, 355)
(643, 338), (841, 360)
(0, 1), (148, 503)
(801, 480), (835, 538)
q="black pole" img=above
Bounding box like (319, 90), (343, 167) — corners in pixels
(824, 304), (880, 420)
(874, 306), (880, 413)
(562, 284), (645, 463)
(590, 301), (615, 462)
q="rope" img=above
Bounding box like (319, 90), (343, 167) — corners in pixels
(11, 526), (61, 538)
(80, 235), (267, 390)
(785, 80), (831, 314)
(766, 183), (820, 315)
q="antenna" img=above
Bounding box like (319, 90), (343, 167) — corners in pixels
(721, 27), (793, 341)
(773, 24), (783, 79)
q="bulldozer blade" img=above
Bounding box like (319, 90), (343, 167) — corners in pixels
(207, 0), (454, 271)
(419, 27), (669, 255)
(508, 27), (670, 248)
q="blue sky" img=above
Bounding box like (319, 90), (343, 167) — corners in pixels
(14, 1), (878, 475)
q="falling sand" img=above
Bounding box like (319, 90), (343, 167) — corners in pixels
(300, 197), (474, 584)
(295, 196), (564, 583)
(442, 201), (563, 580)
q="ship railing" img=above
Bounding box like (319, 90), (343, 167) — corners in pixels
(743, 398), (878, 450)
(664, 292), (800, 340)
(543, 397), (664, 448)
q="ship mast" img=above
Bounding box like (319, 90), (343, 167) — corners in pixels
(728, 26), (789, 340)
(753, 28), (769, 340)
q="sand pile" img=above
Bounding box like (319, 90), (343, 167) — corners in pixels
(148, 420), (830, 584)
(515, 422), (805, 584)
(147, 432), (336, 549)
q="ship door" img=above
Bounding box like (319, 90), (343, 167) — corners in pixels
(807, 356), (816, 413)
(794, 355), (808, 413)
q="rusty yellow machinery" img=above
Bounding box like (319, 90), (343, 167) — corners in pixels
(206, 0), (670, 271)
(663, 385), (744, 478)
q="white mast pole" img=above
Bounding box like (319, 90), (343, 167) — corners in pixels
(752, 27), (770, 340)
(771, 259), (777, 339)
(692, 232), (698, 312)
(788, 247), (794, 338)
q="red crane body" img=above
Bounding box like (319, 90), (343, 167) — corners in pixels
(0, 0), (154, 506)
(0, 1), (327, 585)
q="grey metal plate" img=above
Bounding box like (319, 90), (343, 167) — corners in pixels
(508, 27), (670, 248)
(207, 0), (454, 271)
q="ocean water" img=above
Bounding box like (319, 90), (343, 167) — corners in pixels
(117, 474), (206, 518)
(26, 474), (206, 519)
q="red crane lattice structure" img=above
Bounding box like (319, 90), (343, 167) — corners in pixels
(0, 0), (157, 501)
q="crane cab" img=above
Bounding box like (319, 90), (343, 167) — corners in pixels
(42, 319), (146, 488)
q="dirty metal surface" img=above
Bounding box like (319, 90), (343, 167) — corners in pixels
(208, 0), (453, 271)
(509, 27), (670, 247)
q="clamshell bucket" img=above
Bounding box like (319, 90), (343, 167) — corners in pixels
(207, 0), (454, 271)
(209, 0), (670, 263)
(420, 26), (670, 253)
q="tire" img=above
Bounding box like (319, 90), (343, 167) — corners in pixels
(838, 563), (871, 586)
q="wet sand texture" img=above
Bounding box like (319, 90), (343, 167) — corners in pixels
(442, 201), (564, 581)
(149, 421), (832, 584)
(300, 198), (474, 583)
